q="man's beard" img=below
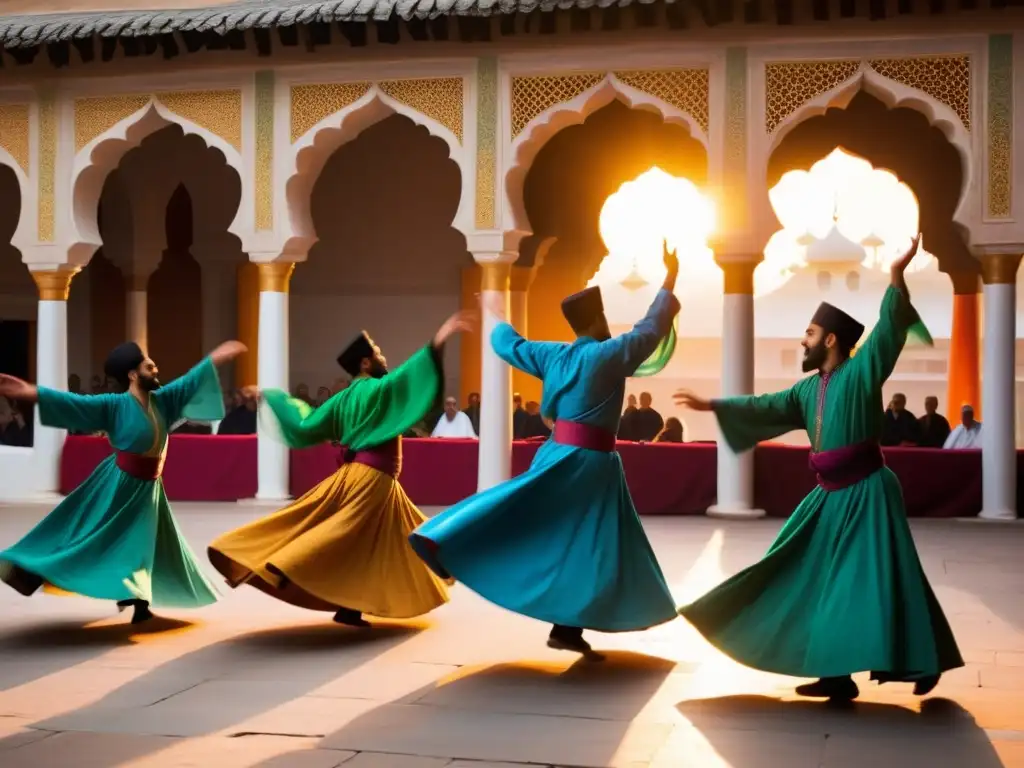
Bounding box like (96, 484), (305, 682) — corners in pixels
(369, 361), (388, 379)
(137, 373), (161, 392)
(801, 339), (828, 373)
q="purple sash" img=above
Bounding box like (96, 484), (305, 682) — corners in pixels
(553, 420), (616, 453)
(808, 439), (885, 491)
(116, 451), (165, 480)
(337, 437), (402, 478)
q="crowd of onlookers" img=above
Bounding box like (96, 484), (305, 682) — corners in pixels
(882, 393), (983, 449)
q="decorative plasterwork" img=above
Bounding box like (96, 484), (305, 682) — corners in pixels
(764, 60), (860, 134)
(764, 55), (972, 135)
(0, 104), (30, 174)
(510, 69), (710, 140)
(985, 35), (1012, 219)
(37, 90), (56, 242)
(290, 82), (371, 143)
(475, 58), (498, 230)
(155, 89), (243, 151)
(867, 55), (971, 131)
(724, 49), (747, 177)
(254, 71), (275, 231)
(74, 90), (243, 152)
(289, 78), (465, 144)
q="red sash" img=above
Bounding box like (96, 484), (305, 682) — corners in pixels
(337, 437), (402, 478)
(553, 420), (616, 453)
(115, 451), (165, 480)
(808, 439), (885, 491)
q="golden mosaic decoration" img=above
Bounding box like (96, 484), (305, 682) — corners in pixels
(156, 89), (243, 151)
(986, 35), (1013, 219)
(255, 72), (275, 232)
(379, 78), (464, 143)
(74, 95), (150, 152)
(0, 104), (30, 174)
(37, 91), (57, 242)
(764, 60), (861, 134)
(290, 82), (371, 143)
(868, 56), (971, 131)
(511, 72), (605, 139)
(614, 69), (710, 133)
(475, 58), (498, 230)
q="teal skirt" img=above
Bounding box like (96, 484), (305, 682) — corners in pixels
(0, 455), (218, 608)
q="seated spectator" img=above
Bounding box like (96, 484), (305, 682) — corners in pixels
(521, 400), (552, 439)
(881, 392), (919, 446)
(315, 386), (332, 406)
(0, 400), (32, 446)
(654, 417), (685, 443)
(67, 373), (82, 394)
(943, 404), (982, 449)
(432, 396), (477, 438)
(218, 390), (258, 435)
(917, 395), (951, 448)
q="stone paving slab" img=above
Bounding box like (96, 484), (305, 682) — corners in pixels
(1, 505), (1023, 767)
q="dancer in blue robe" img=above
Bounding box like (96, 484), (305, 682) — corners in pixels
(410, 244), (681, 654)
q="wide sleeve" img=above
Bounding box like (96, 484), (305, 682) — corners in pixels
(36, 389), (116, 434)
(261, 344), (444, 451)
(852, 284), (933, 389)
(594, 289), (681, 377)
(153, 357), (225, 425)
(491, 322), (564, 379)
(711, 385), (805, 454)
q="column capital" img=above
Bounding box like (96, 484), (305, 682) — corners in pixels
(30, 266), (80, 301)
(480, 261), (511, 292)
(257, 262), (295, 293)
(466, 229), (528, 260)
(980, 252), (1023, 285)
(715, 257), (759, 295)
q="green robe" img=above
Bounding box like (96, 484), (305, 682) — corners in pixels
(0, 358), (223, 608)
(261, 345), (442, 449)
(679, 286), (963, 682)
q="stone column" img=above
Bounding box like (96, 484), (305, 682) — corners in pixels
(477, 260), (514, 491)
(30, 267), (79, 497)
(256, 262), (295, 502)
(709, 259), (765, 519)
(509, 265), (537, 403)
(125, 272), (150, 352)
(979, 252), (1021, 520)
(947, 270), (981, 418)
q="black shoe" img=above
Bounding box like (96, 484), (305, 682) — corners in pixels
(3, 565), (43, 597)
(547, 625), (604, 660)
(333, 608), (371, 628)
(913, 674), (940, 696)
(795, 676), (859, 700)
(117, 599), (154, 624)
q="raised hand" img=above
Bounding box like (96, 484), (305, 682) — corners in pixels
(209, 340), (248, 367)
(0, 374), (37, 402)
(663, 239), (679, 274)
(891, 233), (922, 280)
(433, 309), (478, 349)
(239, 385), (261, 402)
(478, 291), (507, 321)
(672, 388), (712, 412)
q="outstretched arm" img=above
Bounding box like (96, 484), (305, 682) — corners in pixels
(675, 386), (805, 454)
(155, 341), (247, 425)
(491, 323), (564, 379)
(0, 375), (116, 435)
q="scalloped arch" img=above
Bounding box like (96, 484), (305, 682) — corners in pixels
(0, 148), (32, 252)
(505, 78), (709, 233)
(284, 88), (469, 257)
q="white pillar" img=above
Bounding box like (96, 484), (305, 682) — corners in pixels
(126, 274), (148, 351)
(709, 261), (765, 519)
(979, 253), (1020, 520)
(256, 262), (294, 501)
(477, 261), (513, 491)
(30, 268), (78, 498)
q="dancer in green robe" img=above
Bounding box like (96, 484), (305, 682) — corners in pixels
(0, 339), (246, 624)
(674, 235), (962, 700)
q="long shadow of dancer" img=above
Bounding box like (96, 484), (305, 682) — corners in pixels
(673, 694), (1008, 767)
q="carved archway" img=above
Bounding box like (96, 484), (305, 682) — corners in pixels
(286, 86), (470, 258)
(70, 97), (245, 266)
(505, 72), (710, 233)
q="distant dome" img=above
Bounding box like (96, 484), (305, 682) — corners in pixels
(805, 226), (866, 265)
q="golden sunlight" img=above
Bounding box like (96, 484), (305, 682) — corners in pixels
(764, 147), (934, 292)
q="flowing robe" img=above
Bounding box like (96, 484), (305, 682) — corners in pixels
(679, 286), (963, 682)
(208, 345), (450, 618)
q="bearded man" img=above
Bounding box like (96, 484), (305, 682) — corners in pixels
(673, 234), (962, 701)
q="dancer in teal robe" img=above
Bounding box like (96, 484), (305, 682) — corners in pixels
(0, 340), (246, 624)
(674, 235), (962, 700)
(411, 244), (681, 655)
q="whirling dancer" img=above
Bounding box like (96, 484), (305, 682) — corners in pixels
(410, 243), (681, 655)
(674, 234), (962, 700)
(208, 310), (474, 627)
(0, 340), (244, 624)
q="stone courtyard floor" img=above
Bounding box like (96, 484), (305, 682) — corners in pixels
(0, 503), (1023, 767)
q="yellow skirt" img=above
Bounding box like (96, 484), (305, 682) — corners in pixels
(208, 463), (450, 618)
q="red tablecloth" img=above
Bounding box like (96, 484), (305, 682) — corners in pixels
(60, 434), (1002, 517)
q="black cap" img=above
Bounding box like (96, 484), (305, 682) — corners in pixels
(104, 342), (145, 389)
(811, 302), (865, 350)
(561, 286), (604, 335)
(336, 332), (376, 377)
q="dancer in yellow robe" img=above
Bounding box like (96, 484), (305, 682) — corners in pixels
(208, 310), (474, 625)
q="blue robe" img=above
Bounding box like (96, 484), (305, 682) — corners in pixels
(410, 289), (680, 631)
(0, 359), (223, 608)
